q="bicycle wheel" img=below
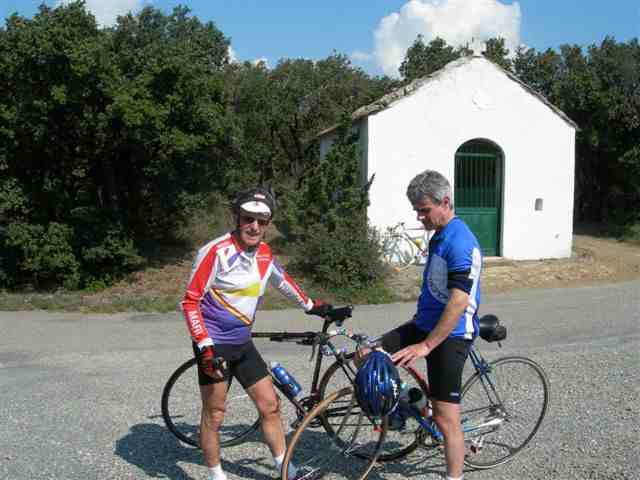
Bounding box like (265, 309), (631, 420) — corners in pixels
(461, 356), (550, 469)
(282, 388), (385, 480)
(161, 358), (260, 448)
(382, 235), (416, 270)
(319, 354), (429, 462)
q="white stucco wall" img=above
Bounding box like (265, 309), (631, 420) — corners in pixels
(358, 57), (575, 260)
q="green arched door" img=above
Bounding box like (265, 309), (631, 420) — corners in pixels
(454, 139), (503, 256)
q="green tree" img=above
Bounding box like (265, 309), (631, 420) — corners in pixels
(513, 46), (561, 97)
(225, 53), (396, 232)
(399, 36), (460, 81)
(286, 117), (385, 293)
(483, 37), (511, 69)
(0, 2), (234, 288)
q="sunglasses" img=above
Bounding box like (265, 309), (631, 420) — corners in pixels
(240, 214), (270, 226)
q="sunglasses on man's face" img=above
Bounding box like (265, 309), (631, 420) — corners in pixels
(240, 214), (270, 226)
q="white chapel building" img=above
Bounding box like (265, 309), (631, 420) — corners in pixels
(318, 54), (578, 260)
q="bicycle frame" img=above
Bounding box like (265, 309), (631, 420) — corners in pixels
(381, 222), (432, 268)
(400, 227), (430, 256)
(251, 314), (360, 425)
(397, 344), (505, 443)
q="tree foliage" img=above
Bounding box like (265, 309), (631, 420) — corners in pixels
(512, 37), (640, 223)
(0, 2), (232, 287)
(0, 1), (637, 291)
(285, 117), (385, 292)
(399, 36), (460, 81)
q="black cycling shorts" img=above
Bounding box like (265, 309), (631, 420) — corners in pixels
(192, 340), (270, 389)
(381, 322), (472, 404)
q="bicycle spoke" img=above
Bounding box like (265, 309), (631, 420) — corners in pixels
(162, 359), (260, 448)
(462, 357), (549, 469)
(319, 356), (427, 462)
(284, 389), (384, 480)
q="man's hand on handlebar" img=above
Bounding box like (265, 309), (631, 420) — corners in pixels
(306, 299), (333, 318)
(200, 345), (226, 381)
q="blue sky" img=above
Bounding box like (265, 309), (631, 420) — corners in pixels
(2, 0), (638, 77)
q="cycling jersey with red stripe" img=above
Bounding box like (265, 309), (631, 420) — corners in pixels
(181, 232), (313, 348)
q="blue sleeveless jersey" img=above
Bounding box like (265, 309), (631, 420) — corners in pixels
(415, 217), (482, 340)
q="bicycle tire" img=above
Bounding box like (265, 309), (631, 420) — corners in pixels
(382, 235), (417, 271)
(161, 358), (261, 448)
(282, 387), (385, 480)
(461, 356), (550, 469)
(318, 354), (429, 462)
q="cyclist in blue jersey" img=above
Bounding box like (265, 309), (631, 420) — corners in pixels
(381, 170), (482, 480)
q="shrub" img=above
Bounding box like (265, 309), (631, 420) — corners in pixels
(2, 222), (81, 289)
(81, 229), (145, 280)
(175, 191), (235, 248)
(285, 116), (386, 293)
(290, 219), (385, 293)
(621, 220), (640, 244)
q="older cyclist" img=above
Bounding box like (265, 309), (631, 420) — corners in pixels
(181, 186), (329, 480)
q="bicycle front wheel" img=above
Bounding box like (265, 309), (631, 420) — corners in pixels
(319, 355), (429, 462)
(382, 236), (417, 270)
(161, 358), (260, 448)
(282, 388), (385, 480)
(461, 356), (550, 469)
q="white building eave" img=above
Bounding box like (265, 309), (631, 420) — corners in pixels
(316, 56), (579, 139)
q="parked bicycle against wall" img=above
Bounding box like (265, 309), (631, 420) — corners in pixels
(381, 222), (433, 270)
(161, 305), (429, 468)
(281, 315), (550, 480)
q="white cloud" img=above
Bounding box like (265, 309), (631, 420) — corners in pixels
(57, 0), (144, 27)
(228, 46), (238, 63)
(251, 57), (270, 68)
(373, 0), (521, 77)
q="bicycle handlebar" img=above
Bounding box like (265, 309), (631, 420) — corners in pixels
(250, 305), (368, 353)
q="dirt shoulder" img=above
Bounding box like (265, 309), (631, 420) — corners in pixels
(2, 234), (637, 312)
(387, 235), (640, 301)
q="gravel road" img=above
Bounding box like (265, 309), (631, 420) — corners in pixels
(0, 280), (638, 480)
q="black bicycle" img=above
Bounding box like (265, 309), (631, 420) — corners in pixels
(161, 306), (429, 465)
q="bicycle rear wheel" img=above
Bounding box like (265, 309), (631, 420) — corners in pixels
(282, 388), (385, 480)
(319, 354), (429, 462)
(161, 358), (260, 448)
(382, 236), (416, 271)
(461, 356), (550, 469)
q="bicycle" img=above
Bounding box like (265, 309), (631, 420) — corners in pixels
(381, 222), (432, 270)
(161, 306), (429, 470)
(282, 314), (550, 480)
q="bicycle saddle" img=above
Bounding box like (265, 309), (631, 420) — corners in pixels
(478, 314), (507, 342)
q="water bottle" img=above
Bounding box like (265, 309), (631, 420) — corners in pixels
(270, 361), (302, 397)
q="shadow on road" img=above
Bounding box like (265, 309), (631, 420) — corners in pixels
(115, 421), (451, 479)
(115, 423), (200, 479)
(115, 422), (286, 480)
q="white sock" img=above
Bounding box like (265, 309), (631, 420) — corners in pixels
(274, 452), (298, 480)
(446, 476), (463, 480)
(208, 464), (227, 480)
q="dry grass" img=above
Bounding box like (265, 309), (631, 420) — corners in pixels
(1, 234), (638, 312)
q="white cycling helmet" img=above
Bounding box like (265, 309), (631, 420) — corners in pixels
(232, 187), (276, 219)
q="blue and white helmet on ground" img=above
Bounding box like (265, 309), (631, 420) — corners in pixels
(354, 350), (401, 418)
